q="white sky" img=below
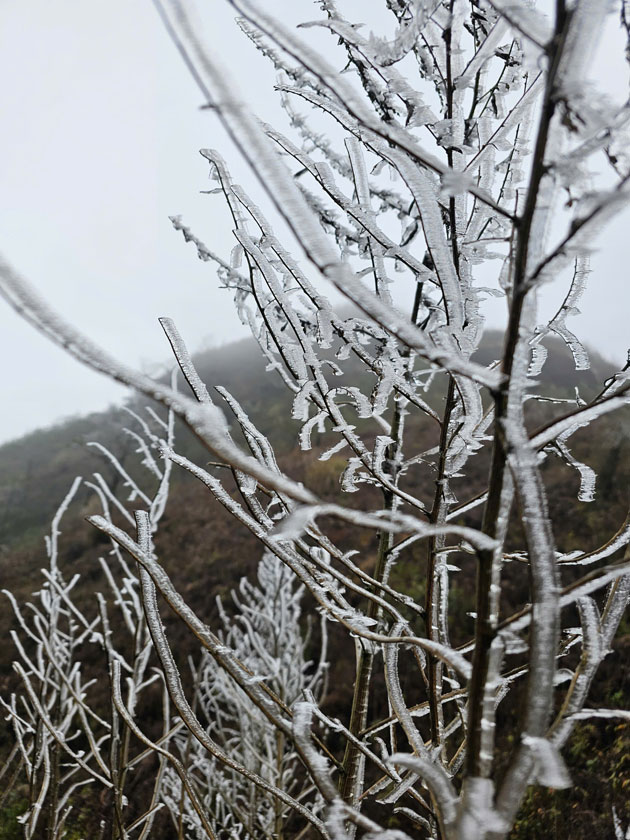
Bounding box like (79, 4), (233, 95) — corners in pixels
(1, 1), (628, 445)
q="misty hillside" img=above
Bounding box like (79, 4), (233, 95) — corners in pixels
(0, 337), (282, 551)
(0, 329), (620, 552)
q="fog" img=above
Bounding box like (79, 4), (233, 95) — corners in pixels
(1, 1), (628, 445)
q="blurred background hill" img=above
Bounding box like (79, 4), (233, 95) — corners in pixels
(0, 329), (619, 551)
(0, 329), (628, 838)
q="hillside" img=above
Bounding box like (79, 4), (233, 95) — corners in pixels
(0, 330), (628, 838)
(0, 337), (282, 551)
(0, 329), (618, 551)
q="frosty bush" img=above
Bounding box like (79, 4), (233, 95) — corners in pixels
(2, 1), (630, 838)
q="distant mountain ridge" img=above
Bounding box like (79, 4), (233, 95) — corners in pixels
(0, 329), (617, 551)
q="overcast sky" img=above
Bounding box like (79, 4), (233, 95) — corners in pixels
(1, 1), (628, 446)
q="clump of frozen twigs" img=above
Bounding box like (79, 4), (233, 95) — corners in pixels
(1, 408), (177, 839)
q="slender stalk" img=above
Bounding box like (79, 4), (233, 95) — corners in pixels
(465, 0), (570, 794)
(338, 277), (414, 803)
(338, 462), (397, 804)
(425, 377), (457, 749)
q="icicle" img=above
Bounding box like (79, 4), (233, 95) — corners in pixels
(370, 363), (397, 417)
(299, 411), (327, 451)
(554, 430), (597, 503)
(316, 308), (334, 349)
(341, 458), (364, 493)
(372, 435), (395, 475)
(528, 343), (548, 377)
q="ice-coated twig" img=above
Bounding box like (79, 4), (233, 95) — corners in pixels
(388, 752), (458, 835)
(150, 5), (504, 389)
(110, 660), (217, 839)
(134, 511), (329, 838)
(557, 510), (630, 566)
(485, 0), (552, 48)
